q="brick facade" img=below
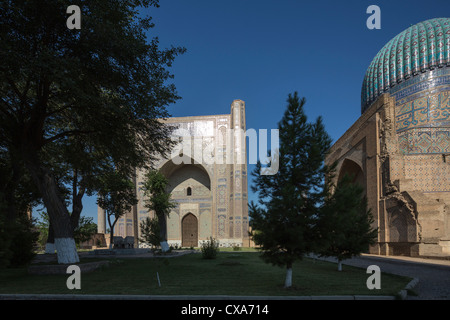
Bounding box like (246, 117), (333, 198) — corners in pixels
(327, 91), (450, 257)
(98, 100), (249, 248)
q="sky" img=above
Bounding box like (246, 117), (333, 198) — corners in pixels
(45, 0), (450, 224)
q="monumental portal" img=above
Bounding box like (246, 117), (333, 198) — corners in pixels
(98, 100), (249, 248)
(326, 18), (450, 256)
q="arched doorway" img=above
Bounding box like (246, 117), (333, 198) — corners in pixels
(156, 158), (212, 245)
(182, 213), (198, 247)
(337, 158), (366, 194)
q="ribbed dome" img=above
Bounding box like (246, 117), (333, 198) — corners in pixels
(361, 18), (450, 113)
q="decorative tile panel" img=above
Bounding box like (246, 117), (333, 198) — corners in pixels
(362, 18), (450, 113)
(404, 154), (450, 192)
(395, 89), (450, 132)
(398, 128), (450, 154)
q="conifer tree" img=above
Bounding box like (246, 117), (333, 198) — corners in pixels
(317, 173), (378, 271)
(250, 92), (333, 288)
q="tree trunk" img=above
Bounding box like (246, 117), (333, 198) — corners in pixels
(45, 222), (56, 254)
(158, 213), (167, 241)
(158, 213), (169, 252)
(338, 260), (343, 271)
(4, 184), (18, 223)
(25, 158), (79, 264)
(109, 225), (114, 250)
(3, 154), (23, 223)
(108, 213), (117, 250)
(108, 215), (116, 250)
(284, 263), (293, 288)
(109, 228), (114, 250)
(70, 169), (85, 231)
(54, 238), (79, 263)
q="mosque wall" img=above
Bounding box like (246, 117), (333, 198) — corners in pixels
(98, 100), (249, 248)
(327, 91), (450, 257)
(329, 17), (450, 257)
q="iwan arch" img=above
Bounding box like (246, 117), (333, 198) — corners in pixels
(327, 18), (450, 257)
(98, 100), (250, 247)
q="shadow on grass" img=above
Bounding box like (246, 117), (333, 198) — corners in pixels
(0, 252), (411, 297)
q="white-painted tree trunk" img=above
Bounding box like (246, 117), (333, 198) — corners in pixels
(54, 238), (79, 264)
(160, 241), (169, 252)
(45, 242), (56, 254)
(284, 267), (292, 288)
(338, 260), (343, 271)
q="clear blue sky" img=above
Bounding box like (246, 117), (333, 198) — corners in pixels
(47, 0), (450, 224)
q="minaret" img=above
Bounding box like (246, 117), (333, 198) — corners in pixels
(230, 99), (248, 245)
(97, 206), (106, 234)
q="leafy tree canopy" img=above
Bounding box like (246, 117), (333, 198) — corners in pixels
(0, 0), (185, 263)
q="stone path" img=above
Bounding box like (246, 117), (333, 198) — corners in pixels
(317, 254), (450, 300)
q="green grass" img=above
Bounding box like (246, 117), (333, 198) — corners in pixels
(0, 252), (411, 296)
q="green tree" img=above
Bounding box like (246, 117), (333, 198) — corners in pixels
(0, 150), (42, 262)
(35, 211), (51, 250)
(36, 211), (98, 250)
(73, 216), (97, 248)
(317, 174), (378, 271)
(97, 171), (138, 249)
(0, 206), (12, 268)
(142, 170), (175, 252)
(139, 216), (161, 248)
(0, 0), (184, 263)
(8, 215), (40, 267)
(0, 211), (39, 268)
(250, 92), (333, 288)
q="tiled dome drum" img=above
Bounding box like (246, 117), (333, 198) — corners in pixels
(361, 18), (450, 113)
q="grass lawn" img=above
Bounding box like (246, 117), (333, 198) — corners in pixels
(0, 251), (411, 297)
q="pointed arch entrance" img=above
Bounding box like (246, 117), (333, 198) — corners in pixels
(182, 213), (198, 247)
(337, 158), (366, 194)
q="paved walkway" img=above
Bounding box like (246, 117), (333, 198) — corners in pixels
(316, 254), (450, 300)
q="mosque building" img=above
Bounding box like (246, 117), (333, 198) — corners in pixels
(97, 18), (449, 256)
(98, 100), (249, 248)
(326, 18), (450, 256)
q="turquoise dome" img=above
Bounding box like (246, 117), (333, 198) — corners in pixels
(361, 18), (450, 113)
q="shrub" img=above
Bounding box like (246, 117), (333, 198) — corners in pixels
(139, 217), (161, 248)
(201, 237), (219, 259)
(0, 215), (12, 268)
(0, 215), (39, 268)
(10, 216), (39, 267)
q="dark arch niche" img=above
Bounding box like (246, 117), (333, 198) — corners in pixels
(337, 158), (366, 195)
